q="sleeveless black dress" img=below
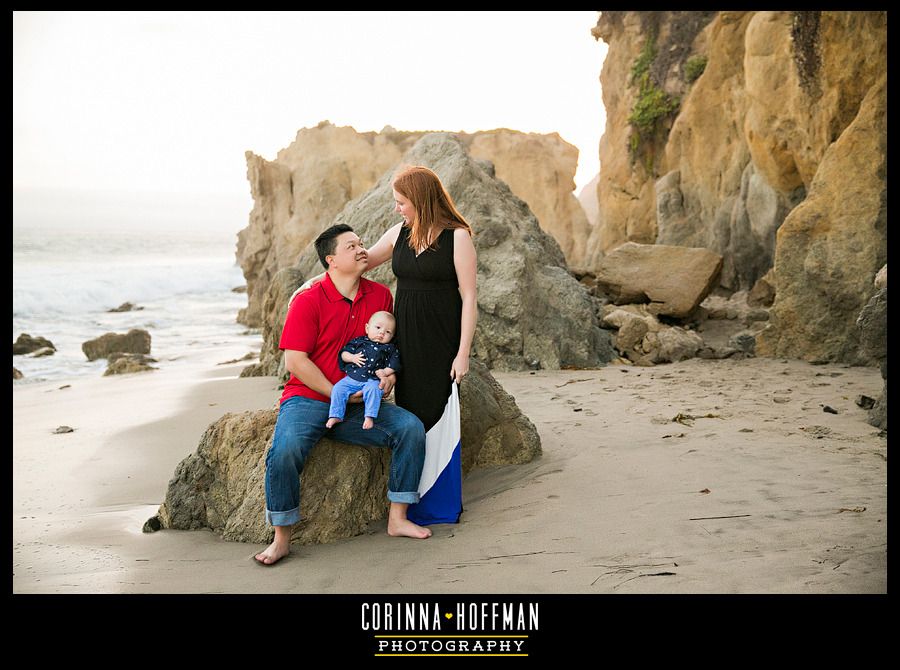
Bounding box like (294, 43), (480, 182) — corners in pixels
(392, 225), (463, 524)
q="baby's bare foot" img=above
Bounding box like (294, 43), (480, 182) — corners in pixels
(326, 417), (342, 429)
(387, 518), (432, 539)
(363, 417), (374, 430)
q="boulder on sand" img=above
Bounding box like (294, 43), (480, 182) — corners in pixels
(148, 359), (541, 545)
(82, 329), (151, 361)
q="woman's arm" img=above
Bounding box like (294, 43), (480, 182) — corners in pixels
(451, 227), (477, 383)
(301, 272), (326, 290)
(288, 272), (325, 308)
(287, 223), (403, 307)
(364, 222), (404, 270)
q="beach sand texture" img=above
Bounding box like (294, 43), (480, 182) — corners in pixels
(13, 356), (886, 593)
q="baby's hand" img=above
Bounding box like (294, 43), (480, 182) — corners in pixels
(350, 352), (367, 367)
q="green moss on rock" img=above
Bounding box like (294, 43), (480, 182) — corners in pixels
(684, 55), (708, 83)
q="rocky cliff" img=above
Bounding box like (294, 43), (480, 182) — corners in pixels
(237, 122), (421, 326)
(237, 122), (594, 327)
(248, 132), (614, 379)
(464, 129), (593, 271)
(587, 11), (886, 364)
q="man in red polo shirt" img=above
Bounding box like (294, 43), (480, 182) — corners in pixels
(254, 224), (431, 566)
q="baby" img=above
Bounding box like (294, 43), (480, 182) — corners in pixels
(326, 310), (401, 430)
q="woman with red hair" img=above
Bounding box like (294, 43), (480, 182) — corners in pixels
(361, 165), (477, 525)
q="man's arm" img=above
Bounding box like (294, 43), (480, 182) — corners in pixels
(284, 350), (334, 398)
(284, 350), (364, 403)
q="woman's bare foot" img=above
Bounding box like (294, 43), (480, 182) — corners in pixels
(325, 417), (342, 429)
(387, 517), (432, 538)
(254, 527), (292, 566)
(363, 417), (375, 430)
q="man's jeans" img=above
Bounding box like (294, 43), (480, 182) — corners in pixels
(265, 395), (426, 526)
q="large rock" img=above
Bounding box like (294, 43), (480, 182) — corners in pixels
(237, 122), (422, 327)
(465, 130), (593, 270)
(747, 267), (776, 307)
(237, 123), (598, 327)
(856, 270), (886, 430)
(694, 290), (770, 358)
(578, 173), (601, 229)
(587, 10), (886, 306)
(593, 242), (722, 318)
(241, 266), (306, 381)
(250, 132), (616, 377)
(155, 409), (385, 545)
(653, 13), (763, 291)
(103, 353), (158, 376)
(13, 333), (56, 356)
(459, 359), (541, 470)
(743, 12), (887, 194)
(856, 290), (886, 364)
(601, 304), (704, 365)
(756, 73), (886, 363)
(107, 302), (143, 313)
(149, 360), (541, 545)
(656, 163), (804, 291)
(585, 11), (719, 266)
(82, 329), (152, 361)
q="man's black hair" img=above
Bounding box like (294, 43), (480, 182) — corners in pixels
(315, 224), (355, 270)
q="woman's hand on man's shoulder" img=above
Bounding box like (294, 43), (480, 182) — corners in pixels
(289, 279), (320, 307)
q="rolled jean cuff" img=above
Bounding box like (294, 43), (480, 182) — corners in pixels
(388, 490), (420, 504)
(266, 506), (301, 527)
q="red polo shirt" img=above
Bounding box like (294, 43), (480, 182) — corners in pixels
(279, 273), (394, 405)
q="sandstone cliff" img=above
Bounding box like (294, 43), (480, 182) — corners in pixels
(587, 11), (886, 364)
(237, 122), (593, 326)
(463, 129), (593, 270)
(237, 122), (421, 326)
(248, 132), (614, 379)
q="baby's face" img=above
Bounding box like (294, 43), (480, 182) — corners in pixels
(365, 315), (395, 344)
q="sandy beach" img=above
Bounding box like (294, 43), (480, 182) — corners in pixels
(13, 355), (886, 594)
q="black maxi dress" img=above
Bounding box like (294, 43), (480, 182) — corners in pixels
(392, 224), (463, 525)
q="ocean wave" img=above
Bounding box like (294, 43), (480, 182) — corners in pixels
(13, 257), (245, 318)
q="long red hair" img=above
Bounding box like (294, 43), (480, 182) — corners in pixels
(392, 166), (472, 252)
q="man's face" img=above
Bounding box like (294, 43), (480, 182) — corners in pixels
(365, 315), (395, 344)
(328, 231), (368, 274)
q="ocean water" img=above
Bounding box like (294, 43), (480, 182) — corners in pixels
(12, 223), (260, 383)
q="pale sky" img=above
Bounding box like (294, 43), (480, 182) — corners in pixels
(13, 11), (607, 216)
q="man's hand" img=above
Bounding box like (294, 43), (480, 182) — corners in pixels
(377, 371), (396, 397)
(348, 391), (364, 404)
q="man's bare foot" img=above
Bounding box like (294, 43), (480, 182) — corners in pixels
(363, 417), (375, 430)
(254, 536), (291, 566)
(387, 517), (432, 539)
(325, 417), (342, 429)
